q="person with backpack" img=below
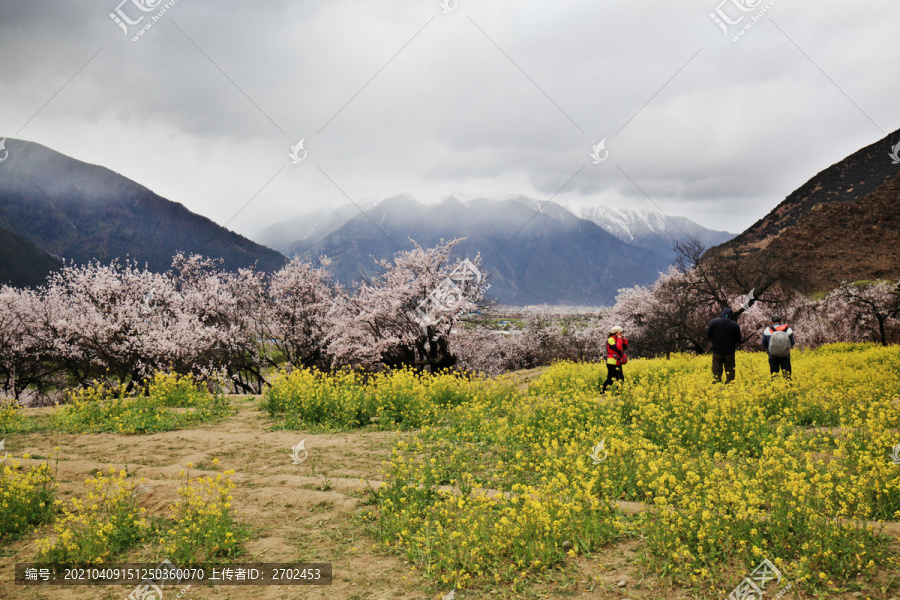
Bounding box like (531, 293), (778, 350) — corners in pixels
(601, 325), (628, 393)
(762, 315), (795, 378)
(707, 307), (743, 383)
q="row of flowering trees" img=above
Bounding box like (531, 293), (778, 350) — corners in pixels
(1, 237), (897, 396)
(450, 240), (900, 374)
(450, 274), (900, 376)
(0, 240), (487, 400)
(602, 269), (900, 354)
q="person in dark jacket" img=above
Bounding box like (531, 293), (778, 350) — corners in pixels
(707, 307), (743, 383)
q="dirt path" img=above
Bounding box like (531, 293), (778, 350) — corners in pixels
(2, 397), (435, 600)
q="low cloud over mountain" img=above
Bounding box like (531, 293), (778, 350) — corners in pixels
(257, 195), (733, 305)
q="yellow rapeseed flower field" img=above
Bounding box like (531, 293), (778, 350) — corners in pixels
(9, 346), (898, 595)
(0, 398), (27, 434)
(30, 464), (246, 564)
(264, 343), (900, 594)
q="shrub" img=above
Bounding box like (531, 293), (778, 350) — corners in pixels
(35, 467), (149, 563)
(53, 372), (229, 434)
(0, 455), (56, 542)
(262, 368), (480, 431)
(159, 467), (245, 563)
(0, 398), (26, 434)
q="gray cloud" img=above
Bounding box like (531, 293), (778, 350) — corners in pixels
(1, 0), (898, 237)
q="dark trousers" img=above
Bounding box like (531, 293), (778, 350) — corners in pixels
(711, 352), (736, 383)
(602, 364), (624, 392)
(768, 355), (792, 378)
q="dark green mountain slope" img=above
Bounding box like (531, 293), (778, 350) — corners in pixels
(0, 226), (62, 287)
(0, 138), (285, 275)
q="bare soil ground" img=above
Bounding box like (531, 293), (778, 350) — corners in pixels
(1, 397), (896, 600)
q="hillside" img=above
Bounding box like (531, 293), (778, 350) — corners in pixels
(0, 138), (286, 275)
(710, 127), (900, 289)
(762, 171), (900, 289)
(0, 227), (62, 287)
(718, 126), (900, 254)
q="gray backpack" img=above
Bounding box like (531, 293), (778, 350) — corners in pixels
(769, 328), (791, 358)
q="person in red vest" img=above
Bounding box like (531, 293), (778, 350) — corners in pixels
(601, 325), (628, 393)
(762, 315), (795, 378)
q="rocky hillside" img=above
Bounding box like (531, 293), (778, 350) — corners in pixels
(718, 127), (900, 254)
(761, 171), (900, 289)
(710, 127), (900, 289)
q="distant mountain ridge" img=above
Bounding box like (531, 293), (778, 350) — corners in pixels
(255, 203), (370, 258)
(256, 196), (734, 305)
(258, 198), (734, 260)
(0, 138), (286, 281)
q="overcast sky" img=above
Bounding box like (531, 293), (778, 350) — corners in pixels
(1, 0), (898, 238)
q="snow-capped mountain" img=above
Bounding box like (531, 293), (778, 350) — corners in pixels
(575, 206), (735, 261)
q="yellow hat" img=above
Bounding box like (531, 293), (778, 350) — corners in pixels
(610, 326), (623, 334)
